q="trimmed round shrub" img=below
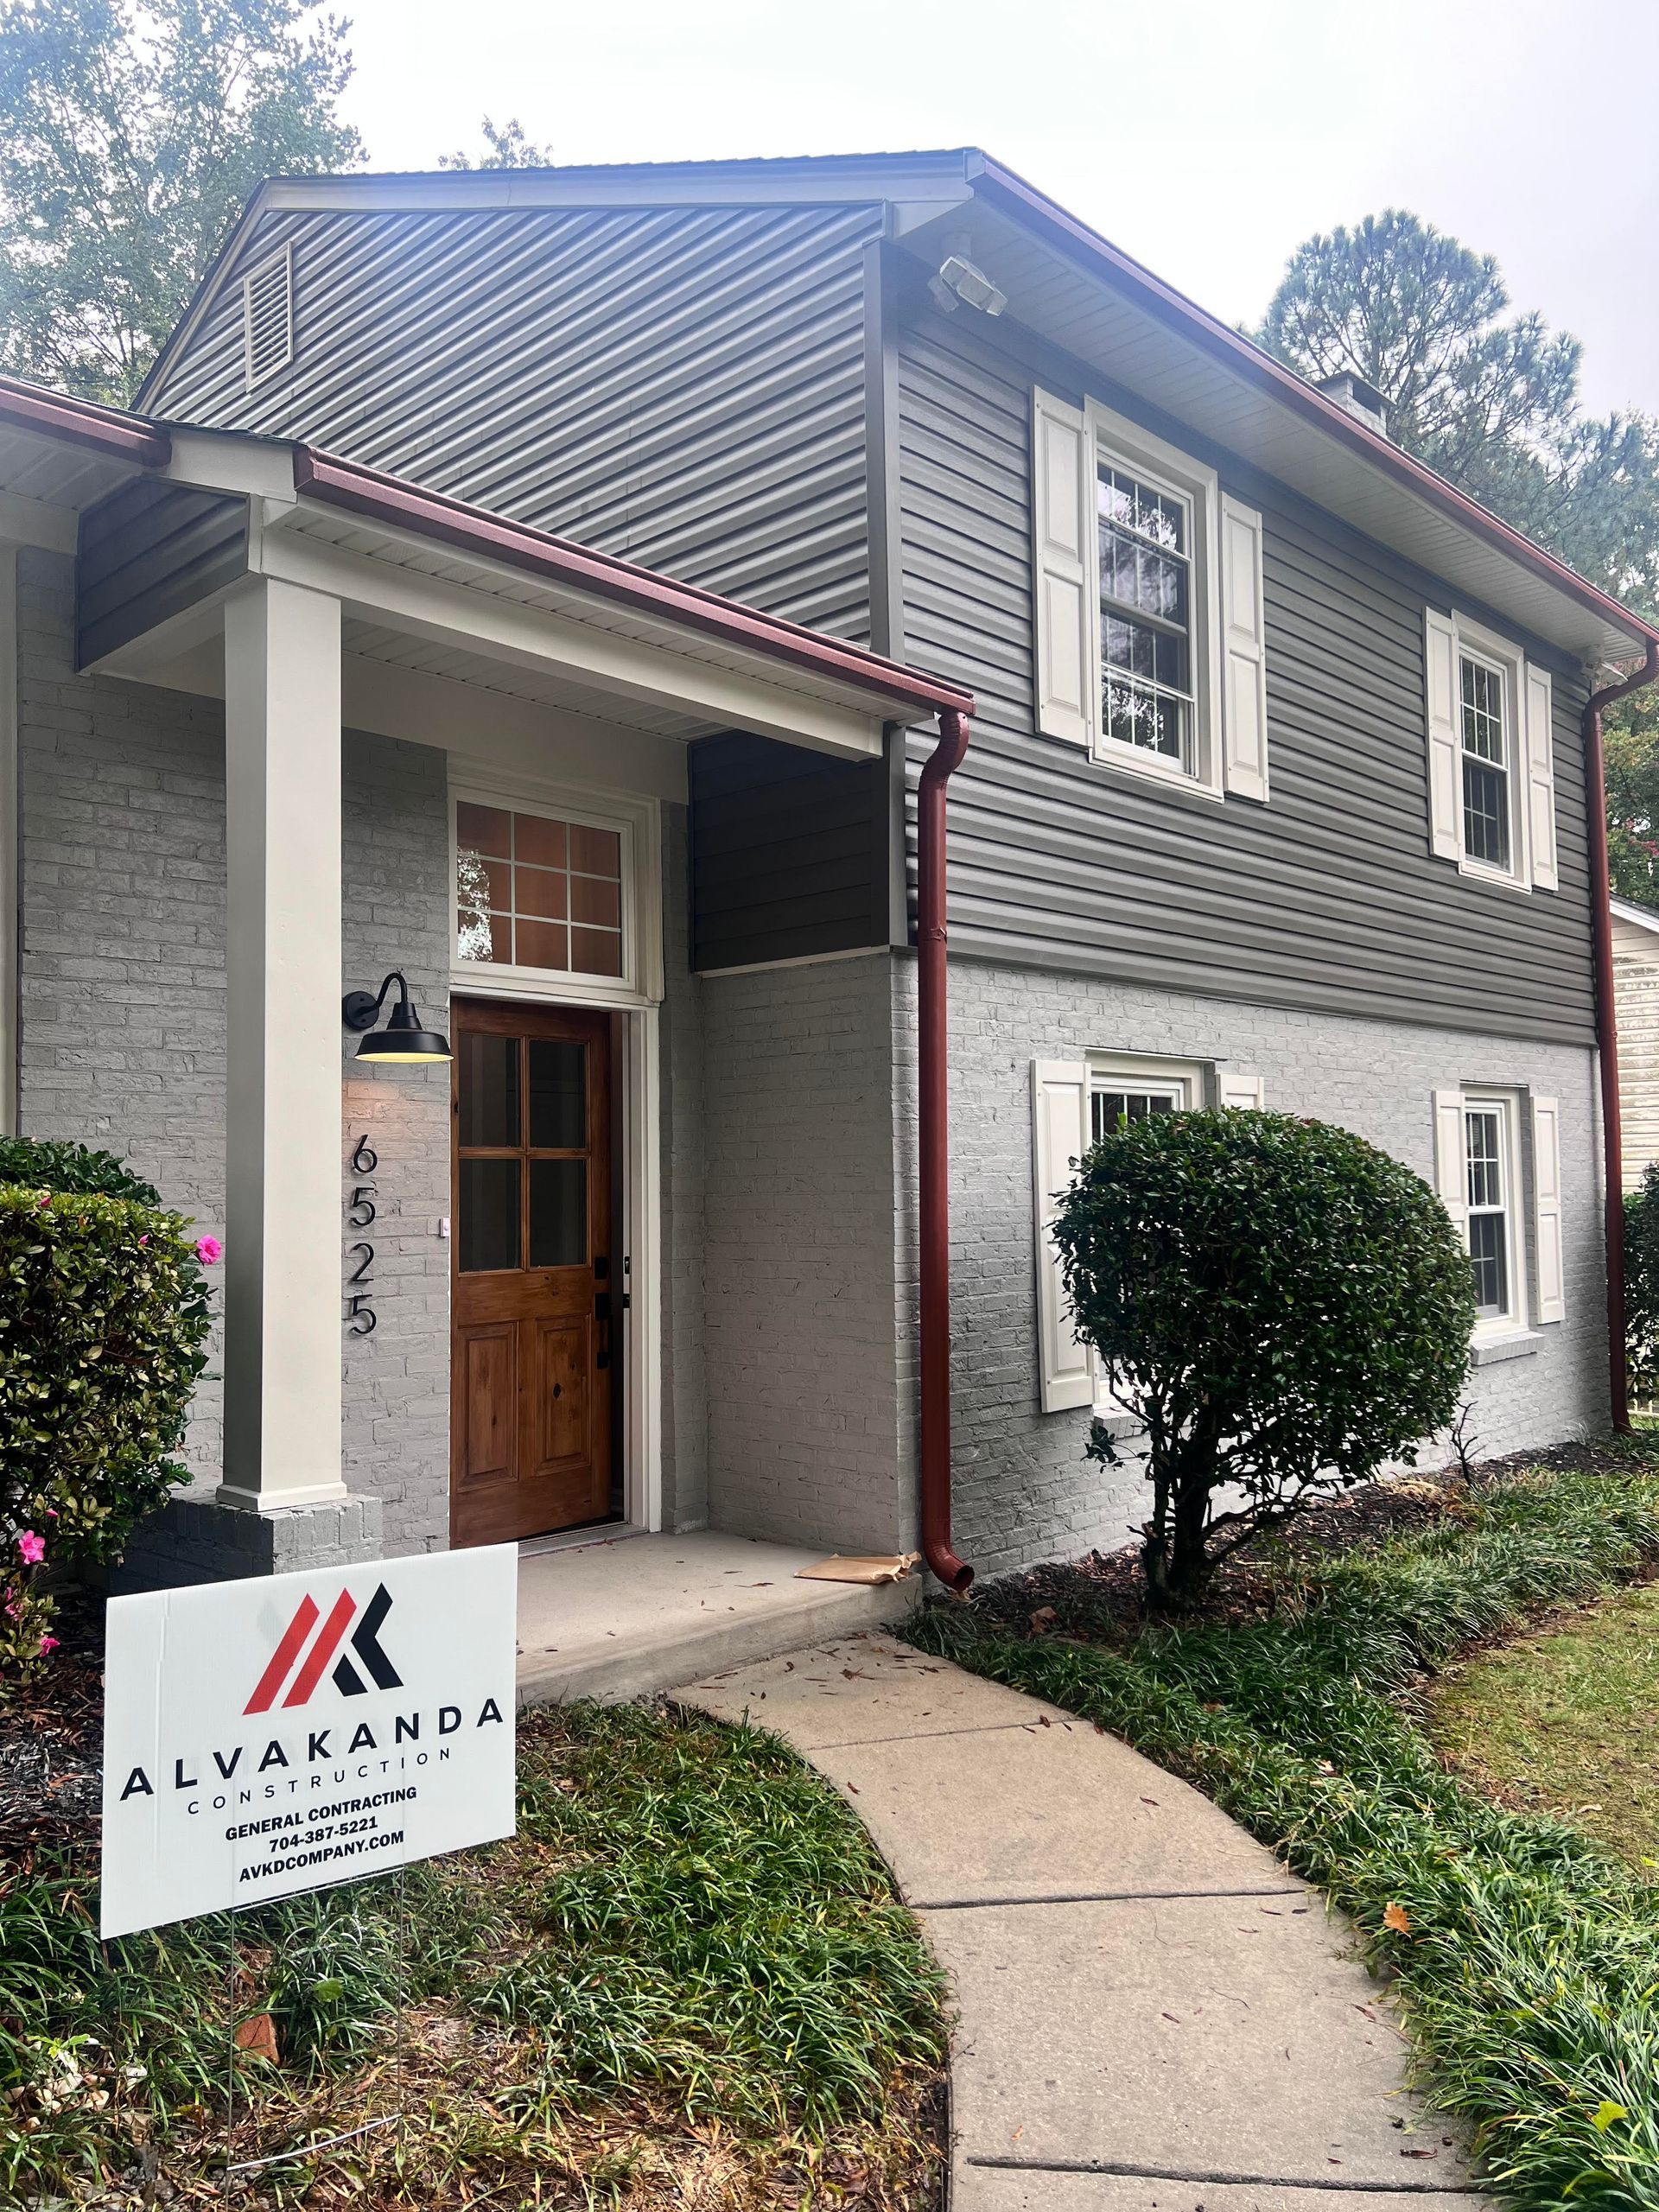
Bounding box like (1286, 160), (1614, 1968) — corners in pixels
(1052, 1109), (1474, 1605)
(0, 1185), (212, 1561)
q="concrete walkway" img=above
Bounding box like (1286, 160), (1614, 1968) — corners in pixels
(679, 1632), (1489, 2212)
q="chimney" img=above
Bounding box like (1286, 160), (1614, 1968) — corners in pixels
(1314, 372), (1389, 440)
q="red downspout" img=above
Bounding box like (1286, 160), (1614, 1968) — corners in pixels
(918, 706), (975, 1593)
(1585, 639), (1659, 1433)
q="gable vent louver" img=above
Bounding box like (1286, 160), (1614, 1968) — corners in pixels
(242, 244), (294, 392)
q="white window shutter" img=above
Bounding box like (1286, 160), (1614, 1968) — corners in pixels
(1424, 610), (1461, 861)
(1214, 1069), (1265, 1109)
(1432, 1089), (1468, 1236)
(1531, 1093), (1566, 1321)
(1032, 389), (1094, 749)
(1523, 663), (1558, 892)
(1031, 1060), (1095, 1412)
(1219, 494), (1269, 801)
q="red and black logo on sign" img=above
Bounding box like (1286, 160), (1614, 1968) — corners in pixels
(245, 1586), (404, 1714)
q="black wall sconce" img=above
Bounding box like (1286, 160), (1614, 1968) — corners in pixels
(341, 972), (453, 1063)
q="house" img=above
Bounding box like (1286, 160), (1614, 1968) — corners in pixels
(1611, 898), (1659, 1191)
(0, 150), (1652, 1643)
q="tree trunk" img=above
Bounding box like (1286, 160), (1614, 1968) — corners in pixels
(1142, 1421), (1222, 1611)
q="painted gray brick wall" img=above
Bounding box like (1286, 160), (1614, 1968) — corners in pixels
(893, 953), (1609, 1581)
(702, 950), (912, 1554)
(16, 547), (229, 1478)
(340, 731), (452, 1555)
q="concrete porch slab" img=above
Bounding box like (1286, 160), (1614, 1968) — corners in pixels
(514, 1530), (918, 1705)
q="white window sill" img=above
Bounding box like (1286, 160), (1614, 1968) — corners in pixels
(1469, 1329), (1544, 1367)
(1092, 1407), (1147, 1440)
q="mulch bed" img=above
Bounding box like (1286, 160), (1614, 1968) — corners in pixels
(968, 1436), (1651, 1645)
(0, 1584), (104, 1866)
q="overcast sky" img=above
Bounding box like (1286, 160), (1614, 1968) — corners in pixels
(336, 0), (1659, 418)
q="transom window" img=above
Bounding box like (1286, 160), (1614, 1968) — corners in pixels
(455, 800), (623, 979)
(1098, 461), (1195, 772)
(1464, 1100), (1513, 1321)
(1089, 1058), (1200, 1143)
(1459, 653), (1511, 874)
(1091, 1080), (1184, 1141)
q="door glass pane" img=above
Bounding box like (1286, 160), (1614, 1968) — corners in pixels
(530, 1159), (586, 1268)
(460, 1158), (520, 1273)
(528, 1040), (586, 1149)
(458, 1034), (519, 1148)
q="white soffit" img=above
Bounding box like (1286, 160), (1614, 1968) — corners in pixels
(924, 198), (1647, 670)
(0, 423), (133, 523)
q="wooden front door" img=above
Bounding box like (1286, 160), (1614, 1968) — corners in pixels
(450, 999), (614, 1546)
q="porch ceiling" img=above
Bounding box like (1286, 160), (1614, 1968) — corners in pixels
(340, 615), (706, 740)
(273, 503), (861, 745)
(250, 497), (902, 756)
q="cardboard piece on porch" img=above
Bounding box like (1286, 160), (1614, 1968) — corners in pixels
(794, 1554), (919, 1586)
(99, 1546), (518, 1941)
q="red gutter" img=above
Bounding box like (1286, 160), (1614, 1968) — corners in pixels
(918, 705), (974, 1593)
(0, 374), (170, 465)
(1584, 642), (1659, 1433)
(971, 159), (1659, 661)
(290, 447), (976, 722)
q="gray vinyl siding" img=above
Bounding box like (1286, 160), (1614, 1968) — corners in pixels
(147, 202), (881, 638)
(688, 734), (887, 973)
(76, 480), (247, 669)
(891, 306), (1597, 1050)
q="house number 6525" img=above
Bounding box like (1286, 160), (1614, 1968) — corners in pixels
(345, 1134), (378, 1334)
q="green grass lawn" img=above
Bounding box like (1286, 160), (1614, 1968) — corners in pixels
(906, 1447), (1659, 2212)
(1430, 1580), (1659, 1866)
(1, 1695), (946, 2209)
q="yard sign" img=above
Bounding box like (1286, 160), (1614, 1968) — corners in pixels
(100, 1546), (517, 1939)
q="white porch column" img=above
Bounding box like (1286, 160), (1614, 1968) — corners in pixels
(219, 577), (346, 1511)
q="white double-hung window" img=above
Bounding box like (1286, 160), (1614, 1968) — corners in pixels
(1432, 1087), (1566, 1337)
(1424, 610), (1557, 892)
(1033, 389), (1269, 803)
(1032, 1054), (1265, 1413)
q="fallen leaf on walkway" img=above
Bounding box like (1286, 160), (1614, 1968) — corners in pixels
(1037, 1714), (1051, 1727)
(1382, 1902), (1412, 1934)
(1400, 2148), (1438, 2158)
(1140, 1796), (1160, 1806)
(1161, 2011), (1181, 2022)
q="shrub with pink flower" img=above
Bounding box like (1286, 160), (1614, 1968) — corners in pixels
(0, 1139), (215, 1675)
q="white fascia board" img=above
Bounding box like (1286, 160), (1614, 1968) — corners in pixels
(253, 517), (887, 760)
(1611, 897), (1659, 936)
(158, 427), (299, 505)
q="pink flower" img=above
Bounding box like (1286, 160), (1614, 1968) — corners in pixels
(37, 1634), (57, 1656)
(196, 1236), (223, 1265)
(16, 1530), (45, 1566)
(35, 1194), (49, 1211)
(137, 1235), (149, 1248)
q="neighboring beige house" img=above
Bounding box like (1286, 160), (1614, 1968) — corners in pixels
(1612, 898), (1659, 1190)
